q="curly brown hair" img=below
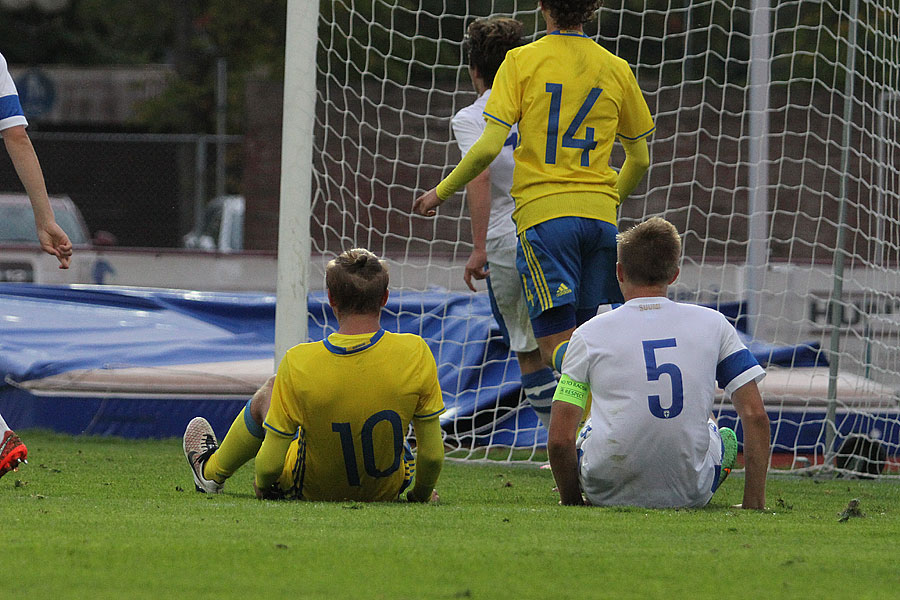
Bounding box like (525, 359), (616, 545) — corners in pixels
(463, 17), (524, 88)
(325, 248), (389, 314)
(541, 0), (601, 29)
(617, 218), (682, 286)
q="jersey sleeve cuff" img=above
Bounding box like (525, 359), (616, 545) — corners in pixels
(0, 115), (27, 130)
(723, 366), (766, 397)
(263, 421), (297, 438)
(617, 126), (655, 141)
(414, 408), (445, 420)
(482, 111), (513, 129)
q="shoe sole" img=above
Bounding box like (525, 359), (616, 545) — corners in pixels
(183, 418), (222, 494)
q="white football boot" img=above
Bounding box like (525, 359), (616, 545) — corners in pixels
(183, 417), (224, 494)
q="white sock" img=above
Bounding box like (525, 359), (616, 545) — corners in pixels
(522, 368), (556, 430)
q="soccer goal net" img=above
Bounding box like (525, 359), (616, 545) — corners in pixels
(304, 0), (900, 473)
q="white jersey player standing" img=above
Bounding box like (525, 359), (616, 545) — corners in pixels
(548, 217), (770, 509)
(451, 17), (557, 429)
(1, 50), (73, 479)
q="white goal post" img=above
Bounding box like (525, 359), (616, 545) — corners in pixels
(281, 0), (900, 473)
(275, 0), (317, 365)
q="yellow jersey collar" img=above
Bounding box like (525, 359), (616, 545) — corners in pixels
(323, 329), (386, 355)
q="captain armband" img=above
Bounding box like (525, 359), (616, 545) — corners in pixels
(552, 374), (589, 410)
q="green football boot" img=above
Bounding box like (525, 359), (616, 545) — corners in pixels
(718, 426), (738, 487)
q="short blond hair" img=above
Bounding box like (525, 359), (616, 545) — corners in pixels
(617, 217), (681, 286)
(325, 248), (389, 314)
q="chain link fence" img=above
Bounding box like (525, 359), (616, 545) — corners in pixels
(0, 132), (243, 247)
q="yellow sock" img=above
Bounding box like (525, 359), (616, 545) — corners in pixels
(203, 406), (264, 483)
(552, 340), (569, 373)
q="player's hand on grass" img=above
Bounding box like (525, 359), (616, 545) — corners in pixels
(407, 489), (439, 503)
(413, 188), (441, 217)
(254, 479), (285, 500)
(37, 220), (73, 269)
(552, 484), (590, 506)
(558, 496), (589, 506)
(463, 249), (489, 292)
(732, 503), (766, 510)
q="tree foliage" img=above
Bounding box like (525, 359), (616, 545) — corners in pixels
(1, 0), (895, 130)
(0, 0), (286, 132)
(595, 0), (897, 90)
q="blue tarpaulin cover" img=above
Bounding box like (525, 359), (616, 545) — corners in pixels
(0, 283), (825, 442)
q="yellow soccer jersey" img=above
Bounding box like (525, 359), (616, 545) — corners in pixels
(483, 31), (655, 232)
(263, 329), (444, 502)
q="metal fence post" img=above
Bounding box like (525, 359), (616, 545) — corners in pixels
(194, 134), (208, 236)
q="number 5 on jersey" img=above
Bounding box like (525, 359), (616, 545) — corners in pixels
(642, 338), (684, 419)
(545, 83), (603, 167)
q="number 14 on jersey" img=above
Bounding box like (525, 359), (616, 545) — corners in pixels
(545, 83), (603, 167)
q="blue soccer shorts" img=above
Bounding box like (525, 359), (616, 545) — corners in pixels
(516, 216), (623, 334)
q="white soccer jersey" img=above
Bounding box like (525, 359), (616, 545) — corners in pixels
(450, 89), (517, 243)
(452, 89), (537, 354)
(0, 52), (27, 131)
(561, 297), (765, 508)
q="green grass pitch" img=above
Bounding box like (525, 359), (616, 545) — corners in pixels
(3, 431), (898, 599)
